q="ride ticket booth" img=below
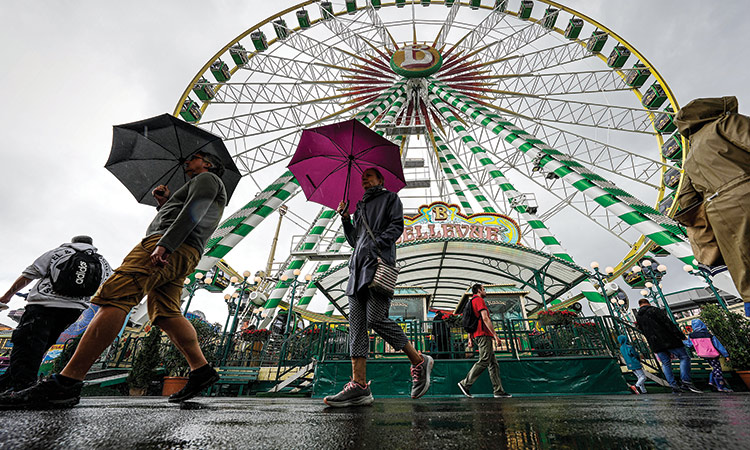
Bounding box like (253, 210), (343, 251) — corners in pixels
(388, 286), (430, 322)
(454, 284), (529, 325)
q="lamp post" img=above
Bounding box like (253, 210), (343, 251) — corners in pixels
(280, 269), (313, 336)
(589, 261), (616, 317)
(683, 263), (730, 311)
(182, 272), (213, 316)
(219, 271), (253, 366)
(633, 261), (677, 324)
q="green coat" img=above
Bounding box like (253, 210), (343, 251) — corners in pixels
(675, 96), (750, 303)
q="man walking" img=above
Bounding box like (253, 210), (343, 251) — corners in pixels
(0, 151), (227, 409)
(635, 298), (701, 393)
(0, 236), (111, 393)
(457, 284), (511, 398)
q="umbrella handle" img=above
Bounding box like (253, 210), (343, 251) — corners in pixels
(343, 159), (353, 208)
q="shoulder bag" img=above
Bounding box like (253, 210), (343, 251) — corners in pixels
(359, 207), (399, 297)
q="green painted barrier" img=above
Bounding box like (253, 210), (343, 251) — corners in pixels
(313, 357), (629, 397)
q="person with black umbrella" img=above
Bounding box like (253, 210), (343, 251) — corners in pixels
(0, 151), (227, 410)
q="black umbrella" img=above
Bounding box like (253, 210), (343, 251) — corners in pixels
(106, 113), (241, 206)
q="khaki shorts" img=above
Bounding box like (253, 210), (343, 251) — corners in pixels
(91, 235), (200, 321)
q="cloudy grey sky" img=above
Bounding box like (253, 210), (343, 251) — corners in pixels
(1, 1), (747, 326)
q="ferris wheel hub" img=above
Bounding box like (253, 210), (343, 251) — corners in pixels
(390, 44), (443, 78)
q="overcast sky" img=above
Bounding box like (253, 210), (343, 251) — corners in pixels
(1, 1), (747, 327)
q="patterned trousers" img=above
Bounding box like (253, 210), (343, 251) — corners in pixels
(348, 287), (409, 358)
(705, 357), (726, 388)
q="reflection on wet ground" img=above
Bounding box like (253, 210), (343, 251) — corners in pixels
(1, 394), (748, 449)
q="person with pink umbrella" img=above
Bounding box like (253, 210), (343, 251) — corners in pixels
(288, 120), (433, 407)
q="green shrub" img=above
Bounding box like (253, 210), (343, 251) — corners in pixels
(127, 325), (163, 390)
(700, 304), (750, 370)
(162, 318), (221, 376)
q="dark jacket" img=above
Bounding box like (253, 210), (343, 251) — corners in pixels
(635, 305), (685, 353)
(343, 186), (404, 296)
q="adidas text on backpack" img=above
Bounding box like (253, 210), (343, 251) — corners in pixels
(462, 298), (480, 334)
(51, 250), (103, 297)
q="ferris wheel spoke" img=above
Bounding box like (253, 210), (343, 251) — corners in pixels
(480, 41), (594, 79)
(523, 121), (674, 188)
(210, 81), (344, 105)
(487, 95), (656, 134)
(468, 8), (561, 65)
(320, 6), (396, 56)
(490, 69), (633, 97)
(444, 6), (508, 59)
(240, 53), (349, 83)
(433, 1), (461, 50)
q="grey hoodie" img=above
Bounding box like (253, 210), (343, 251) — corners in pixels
(22, 242), (113, 309)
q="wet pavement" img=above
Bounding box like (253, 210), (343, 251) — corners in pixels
(1, 394), (749, 449)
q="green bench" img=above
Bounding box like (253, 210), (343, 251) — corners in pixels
(207, 366), (260, 396)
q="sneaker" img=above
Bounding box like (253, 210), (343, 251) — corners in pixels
(493, 391), (513, 398)
(629, 385), (640, 395)
(410, 354), (434, 399)
(717, 385), (734, 393)
(0, 375), (82, 410)
(671, 385), (686, 394)
(168, 365), (219, 403)
(323, 380), (374, 407)
(682, 382), (702, 394)
(457, 382), (472, 398)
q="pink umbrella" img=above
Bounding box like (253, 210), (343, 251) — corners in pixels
(288, 119), (406, 214)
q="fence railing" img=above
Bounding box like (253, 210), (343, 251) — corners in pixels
(100, 315), (642, 371)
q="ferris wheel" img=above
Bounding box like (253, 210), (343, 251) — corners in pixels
(175, 0), (698, 318)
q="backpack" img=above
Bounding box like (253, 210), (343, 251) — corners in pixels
(51, 249), (103, 297)
(462, 297), (480, 334)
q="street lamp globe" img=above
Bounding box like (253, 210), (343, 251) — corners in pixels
(224, 294), (231, 300)
(657, 264), (668, 273)
(281, 274), (289, 281)
(618, 299), (625, 306)
(590, 261), (600, 269)
(305, 274), (312, 281)
(243, 270), (251, 278)
(605, 266), (614, 275)
(184, 278), (191, 285)
(640, 290), (649, 296)
(641, 260), (652, 267)
(195, 272), (204, 280)
(254, 276), (262, 283)
(232, 292), (239, 299)
(631, 266), (642, 273)
(645, 282), (653, 289)
(293, 269), (301, 276)
(683, 265), (695, 273)
(230, 276), (239, 284)
(204, 277), (212, 285)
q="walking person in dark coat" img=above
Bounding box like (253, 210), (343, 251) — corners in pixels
(432, 311), (451, 359)
(323, 168), (433, 407)
(635, 298), (701, 393)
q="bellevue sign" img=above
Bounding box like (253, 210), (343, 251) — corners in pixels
(396, 202), (521, 245)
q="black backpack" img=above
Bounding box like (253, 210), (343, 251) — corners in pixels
(462, 298), (479, 333)
(51, 249), (103, 297)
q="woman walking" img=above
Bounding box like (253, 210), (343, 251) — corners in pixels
(323, 168), (433, 407)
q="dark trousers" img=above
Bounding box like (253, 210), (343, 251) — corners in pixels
(0, 305), (82, 391)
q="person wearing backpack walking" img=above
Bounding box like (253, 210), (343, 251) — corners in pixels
(0, 152), (226, 410)
(457, 283), (511, 398)
(685, 319), (733, 393)
(0, 236), (112, 393)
